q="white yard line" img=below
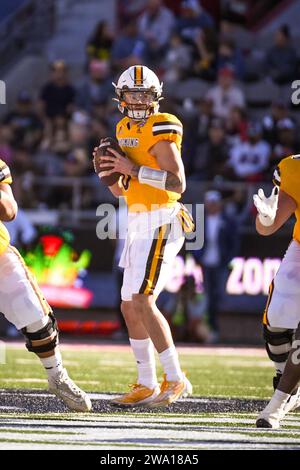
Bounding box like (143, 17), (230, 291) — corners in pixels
(1, 390), (300, 449)
(1, 415), (300, 450)
(4, 342), (266, 356)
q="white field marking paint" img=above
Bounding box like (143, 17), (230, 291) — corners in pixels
(0, 418), (256, 427)
(1, 409), (300, 450)
(1, 421), (300, 451)
(98, 360), (136, 366)
(1, 443), (300, 450)
(15, 359), (79, 366)
(0, 391), (267, 403)
(2, 419), (300, 435)
(215, 359), (271, 368)
(1, 379), (47, 383)
(0, 407), (23, 411)
(0, 391), (50, 398)
(0, 378), (100, 385)
(15, 359), (41, 365)
(0, 390), (270, 403)
(0, 444), (206, 450)
(2, 410), (300, 427)
(5, 342), (266, 356)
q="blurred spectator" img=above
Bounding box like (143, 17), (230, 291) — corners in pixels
(177, 0), (214, 43)
(63, 148), (89, 178)
(118, 0), (147, 23)
(64, 147), (92, 207)
(3, 91), (43, 151)
(271, 118), (298, 166)
(86, 20), (114, 62)
(138, 0), (175, 65)
(193, 26), (218, 80)
(262, 100), (290, 146)
(11, 146), (34, 176)
(265, 25), (298, 85)
(111, 21), (147, 71)
(163, 33), (192, 83)
(223, 186), (252, 225)
(161, 275), (209, 342)
(195, 190), (239, 342)
(11, 146), (36, 207)
(195, 97), (214, 142)
(41, 115), (71, 156)
(221, 0), (248, 26)
(69, 111), (91, 148)
(226, 105), (248, 145)
(0, 125), (13, 165)
(76, 60), (112, 112)
(39, 60), (75, 120)
(44, 147), (91, 209)
(51, 115), (71, 155)
(191, 117), (230, 180)
(5, 209), (37, 250)
(206, 66), (245, 119)
(228, 121), (270, 181)
(87, 117), (109, 159)
(217, 37), (244, 80)
(36, 115), (70, 180)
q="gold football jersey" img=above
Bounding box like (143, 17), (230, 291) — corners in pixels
(273, 155), (300, 243)
(0, 159), (12, 255)
(116, 112), (183, 212)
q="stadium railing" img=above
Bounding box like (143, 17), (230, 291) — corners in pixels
(26, 175), (273, 228)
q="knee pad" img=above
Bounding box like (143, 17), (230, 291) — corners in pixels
(22, 313), (59, 355)
(263, 325), (294, 363)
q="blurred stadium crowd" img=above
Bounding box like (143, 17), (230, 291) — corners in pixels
(0, 0), (299, 216)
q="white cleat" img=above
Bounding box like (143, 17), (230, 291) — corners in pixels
(48, 368), (92, 412)
(256, 409), (283, 429)
(256, 394), (290, 429)
(284, 387), (300, 413)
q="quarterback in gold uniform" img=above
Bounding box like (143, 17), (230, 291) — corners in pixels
(253, 155), (300, 428)
(95, 65), (193, 407)
(0, 160), (91, 411)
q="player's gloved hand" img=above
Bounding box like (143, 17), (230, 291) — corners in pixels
(253, 187), (279, 227)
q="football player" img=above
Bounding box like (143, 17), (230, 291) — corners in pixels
(0, 160), (91, 412)
(94, 65), (193, 407)
(254, 155), (300, 428)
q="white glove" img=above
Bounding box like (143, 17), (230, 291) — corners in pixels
(253, 187), (279, 227)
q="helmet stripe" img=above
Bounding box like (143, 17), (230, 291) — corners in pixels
(134, 65), (143, 86)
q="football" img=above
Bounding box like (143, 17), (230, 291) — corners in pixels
(94, 137), (125, 187)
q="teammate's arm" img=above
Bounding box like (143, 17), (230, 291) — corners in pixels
(0, 184), (18, 221)
(255, 189), (296, 236)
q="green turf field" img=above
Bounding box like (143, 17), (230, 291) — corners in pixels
(1, 343), (300, 450)
(0, 344), (274, 399)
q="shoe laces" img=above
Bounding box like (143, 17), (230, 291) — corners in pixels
(57, 370), (81, 395)
(160, 373), (186, 392)
(160, 374), (170, 392)
(129, 383), (143, 391)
